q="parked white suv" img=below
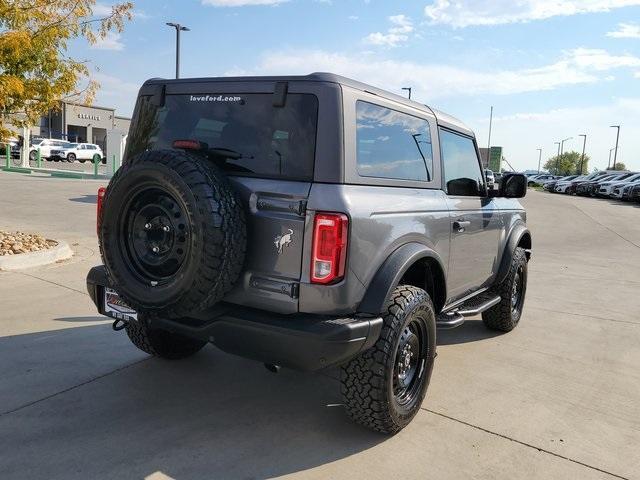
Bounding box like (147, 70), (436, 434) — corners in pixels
(30, 138), (72, 161)
(51, 143), (104, 163)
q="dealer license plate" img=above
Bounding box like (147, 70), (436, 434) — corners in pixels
(103, 288), (138, 322)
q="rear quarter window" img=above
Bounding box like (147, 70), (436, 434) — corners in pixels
(355, 101), (433, 182)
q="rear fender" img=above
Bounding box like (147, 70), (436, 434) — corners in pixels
(358, 243), (446, 315)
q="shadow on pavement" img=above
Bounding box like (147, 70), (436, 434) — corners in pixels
(0, 323), (385, 480)
(68, 194), (97, 204)
(54, 315), (110, 323)
(436, 319), (503, 345)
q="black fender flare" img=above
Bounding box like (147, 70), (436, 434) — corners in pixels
(495, 224), (532, 286)
(358, 243), (447, 315)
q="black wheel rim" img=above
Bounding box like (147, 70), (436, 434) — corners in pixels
(511, 265), (524, 316)
(393, 317), (427, 406)
(119, 186), (191, 285)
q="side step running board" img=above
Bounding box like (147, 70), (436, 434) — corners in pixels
(436, 293), (501, 329)
(436, 311), (465, 330)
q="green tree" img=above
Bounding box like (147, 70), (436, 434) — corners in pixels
(612, 162), (627, 171)
(543, 151), (590, 176)
(0, 0), (133, 142)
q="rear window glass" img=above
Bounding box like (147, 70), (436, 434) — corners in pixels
(356, 101), (433, 182)
(126, 93), (319, 180)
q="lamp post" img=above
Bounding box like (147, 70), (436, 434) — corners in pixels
(401, 87), (412, 99)
(536, 148), (542, 174)
(558, 137), (572, 175)
(554, 141), (561, 175)
(608, 147), (615, 169)
(166, 22), (190, 79)
(610, 125), (620, 170)
(578, 134), (586, 174)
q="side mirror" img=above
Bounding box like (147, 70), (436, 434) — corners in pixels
(498, 173), (527, 198)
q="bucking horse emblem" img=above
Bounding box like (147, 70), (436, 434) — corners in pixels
(274, 229), (294, 254)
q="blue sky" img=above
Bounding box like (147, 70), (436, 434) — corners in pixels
(77, 0), (640, 171)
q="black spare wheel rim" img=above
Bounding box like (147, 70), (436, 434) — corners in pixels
(99, 149), (246, 318)
(122, 186), (190, 285)
(393, 315), (427, 408)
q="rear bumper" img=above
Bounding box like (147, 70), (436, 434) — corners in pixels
(87, 266), (383, 371)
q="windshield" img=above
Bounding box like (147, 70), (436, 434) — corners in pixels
(126, 93), (319, 180)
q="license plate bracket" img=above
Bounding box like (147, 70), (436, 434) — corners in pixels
(103, 287), (138, 322)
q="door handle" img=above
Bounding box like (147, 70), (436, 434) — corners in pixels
(453, 220), (471, 233)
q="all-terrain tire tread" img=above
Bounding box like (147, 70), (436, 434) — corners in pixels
(482, 247), (528, 332)
(340, 285), (435, 434)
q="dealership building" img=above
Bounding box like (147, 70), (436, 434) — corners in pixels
(30, 101), (131, 154)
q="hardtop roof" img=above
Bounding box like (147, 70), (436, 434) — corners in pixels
(143, 72), (474, 137)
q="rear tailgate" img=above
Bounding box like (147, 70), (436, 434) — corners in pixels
(224, 177), (310, 313)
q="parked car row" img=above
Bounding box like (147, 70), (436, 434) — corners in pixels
(533, 171), (640, 202)
(7, 138), (105, 164)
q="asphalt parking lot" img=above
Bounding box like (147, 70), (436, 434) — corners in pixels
(0, 170), (639, 480)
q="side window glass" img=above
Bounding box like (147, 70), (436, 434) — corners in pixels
(356, 101), (433, 182)
(440, 128), (484, 196)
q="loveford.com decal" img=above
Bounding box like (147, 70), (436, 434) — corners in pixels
(189, 94), (243, 102)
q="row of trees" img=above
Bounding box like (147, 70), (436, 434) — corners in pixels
(542, 151), (626, 176)
(0, 0), (133, 142)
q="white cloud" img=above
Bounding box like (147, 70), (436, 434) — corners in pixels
(607, 23), (640, 38)
(634, 71), (640, 77)
(348, 15), (359, 20)
(202, 0), (288, 6)
(481, 98), (640, 171)
(424, 0), (640, 28)
(92, 3), (113, 16)
(363, 14), (414, 47)
(93, 73), (140, 115)
(91, 31), (124, 51)
(233, 48), (640, 100)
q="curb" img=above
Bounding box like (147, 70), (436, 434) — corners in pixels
(0, 240), (74, 271)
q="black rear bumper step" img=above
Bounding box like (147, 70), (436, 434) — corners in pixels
(86, 265), (382, 372)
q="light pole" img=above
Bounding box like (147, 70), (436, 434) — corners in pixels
(536, 148), (542, 174)
(610, 125), (620, 170)
(556, 137), (573, 175)
(608, 147), (615, 169)
(487, 106), (493, 162)
(166, 22), (190, 79)
(401, 87), (412, 99)
(578, 134), (586, 174)
(554, 141), (561, 175)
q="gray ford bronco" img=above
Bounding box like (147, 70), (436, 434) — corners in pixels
(87, 73), (531, 434)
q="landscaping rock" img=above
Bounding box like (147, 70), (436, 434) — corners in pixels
(0, 231), (58, 256)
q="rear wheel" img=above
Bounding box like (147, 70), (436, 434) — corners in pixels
(125, 317), (206, 360)
(67, 153), (76, 162)
(483, 247), (528, 332)
(341, 285), (436, 434)
(93, 154), (101, 164)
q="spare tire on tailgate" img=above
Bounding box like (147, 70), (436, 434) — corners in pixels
(99, 149), (246, 318)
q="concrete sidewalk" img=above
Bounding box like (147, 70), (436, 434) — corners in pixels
(0, 171), (638, 479)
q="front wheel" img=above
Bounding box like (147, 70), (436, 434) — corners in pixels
(125, 317), (207, 360)
(482, 247), (528, 332)
(67, 153), (76, 162)
(341, 285), (436, 434)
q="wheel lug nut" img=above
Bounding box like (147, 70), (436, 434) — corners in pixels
(163, 226), (170, 232)
(152, 246), (159, 253)
(144, 223), (151, 230)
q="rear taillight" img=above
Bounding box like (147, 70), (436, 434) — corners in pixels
(97, 187), (106, 236)
(172, 139), (202, 150)
(311, 212), (348, 284)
